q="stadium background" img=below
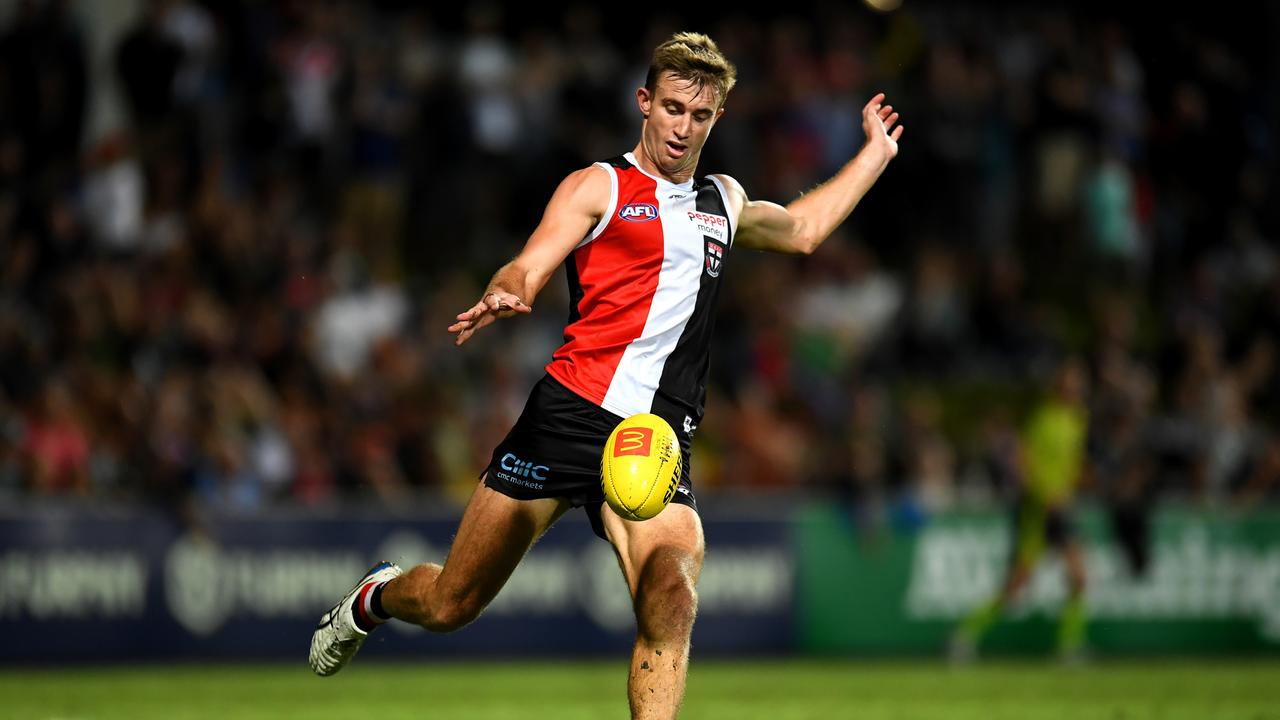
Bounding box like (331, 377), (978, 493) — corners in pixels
(2, 0), (1279, 713)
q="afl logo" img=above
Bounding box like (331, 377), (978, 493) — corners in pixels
(618, 203), (658, 222)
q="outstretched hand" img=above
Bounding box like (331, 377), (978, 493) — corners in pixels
(448, 290), (531, 346)
(862, 92), (903, 162)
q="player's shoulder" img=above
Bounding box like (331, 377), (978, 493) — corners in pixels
(707, 173), (747, 215)
(554, 164), (612, 201)
(562, 163), (613, 189)
(547, 164), (613, 218)
(707, 172), (745, 195)
(707, 172), (747, 201)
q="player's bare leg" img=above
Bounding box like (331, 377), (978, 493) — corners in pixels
(310, 481), (567, 675)
(382, 481), (569, 631)
(949, 556), (1036, 663)
(998, 558), (1035, 604)
(1057, 540), (1089, 660)
(602, 503), (705, 720)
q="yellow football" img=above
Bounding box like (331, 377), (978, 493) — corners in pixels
(601, 413), (682, 521)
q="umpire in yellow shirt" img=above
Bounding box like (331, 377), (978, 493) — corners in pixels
(951, 356), (1090, 662)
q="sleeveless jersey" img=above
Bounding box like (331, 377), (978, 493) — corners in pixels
(544, 152), (739, 425)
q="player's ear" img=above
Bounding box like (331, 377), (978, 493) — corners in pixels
(636, 87), (651, 118)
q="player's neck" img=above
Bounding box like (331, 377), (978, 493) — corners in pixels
(631, 142), (697, 185)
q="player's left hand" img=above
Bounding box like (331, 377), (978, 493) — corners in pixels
(862, 92), (903, 162)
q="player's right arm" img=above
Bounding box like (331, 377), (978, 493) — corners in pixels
(448, 165), (610, 346)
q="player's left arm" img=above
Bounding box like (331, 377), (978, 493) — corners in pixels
(726, 93), (902, 255)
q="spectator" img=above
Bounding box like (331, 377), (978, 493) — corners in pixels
(0, 3), (1271, 521)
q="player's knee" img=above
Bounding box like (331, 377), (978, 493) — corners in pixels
(635, 557), (699, 639)
(642, 573), (698, 638)
(420, 594), (484, 633)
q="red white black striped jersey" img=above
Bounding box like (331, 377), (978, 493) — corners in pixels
(545, 152), (739, 424)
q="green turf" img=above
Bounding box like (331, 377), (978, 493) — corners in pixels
(4, 659), (1279, 719)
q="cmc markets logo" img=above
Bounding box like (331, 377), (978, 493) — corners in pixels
(618, 203), (658, 222)
(612, 427), (653, 457)
(500, 453), (549, 480)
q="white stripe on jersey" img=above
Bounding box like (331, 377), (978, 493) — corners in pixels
(600, 156), (708, 418)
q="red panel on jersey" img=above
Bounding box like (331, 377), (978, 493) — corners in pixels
(547, 167), (663, 405)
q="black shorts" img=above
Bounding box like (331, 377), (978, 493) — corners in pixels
(1010, 496), (1076, 565)
(482, 374), (698, 540)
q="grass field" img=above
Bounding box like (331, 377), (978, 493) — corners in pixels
(5, 659), (1280, 719)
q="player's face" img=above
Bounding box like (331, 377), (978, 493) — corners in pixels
(637, 72), (724, 180)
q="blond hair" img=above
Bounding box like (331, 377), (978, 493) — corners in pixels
(645, 32), (737, 108)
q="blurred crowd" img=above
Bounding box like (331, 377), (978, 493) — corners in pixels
(1, 0), (1277, 524)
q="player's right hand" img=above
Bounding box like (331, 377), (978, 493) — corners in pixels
(448, 290), (531, 346)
